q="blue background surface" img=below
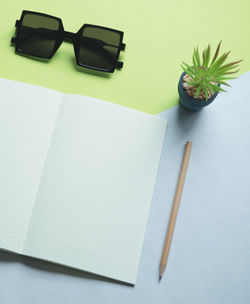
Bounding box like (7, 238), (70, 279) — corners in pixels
(0, 73), (250, 303)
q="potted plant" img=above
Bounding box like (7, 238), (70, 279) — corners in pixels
(178, 42), (242, 111)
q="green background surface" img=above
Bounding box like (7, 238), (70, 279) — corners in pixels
(1, 0), (249, 114)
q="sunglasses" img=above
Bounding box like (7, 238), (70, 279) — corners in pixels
(11, 10), (126, 73)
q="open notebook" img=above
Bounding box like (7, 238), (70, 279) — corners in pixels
(0, 78), (167, 285)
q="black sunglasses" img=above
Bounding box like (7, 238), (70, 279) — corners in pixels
(11, 10), (126, 73)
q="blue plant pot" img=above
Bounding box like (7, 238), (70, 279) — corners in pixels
(178, 72), (219, 111)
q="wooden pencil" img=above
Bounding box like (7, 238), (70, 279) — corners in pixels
(159, 141), (192, 281)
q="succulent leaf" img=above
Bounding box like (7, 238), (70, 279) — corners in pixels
(194, 47), (201, 66)
(211, 40), (221, 65)
(195, 85), (202, 97)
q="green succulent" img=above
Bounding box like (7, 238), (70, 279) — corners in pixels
(181, 41), (242, 100)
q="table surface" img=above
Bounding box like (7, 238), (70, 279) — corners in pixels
(1, 72), (250, 304)
(0, 0), (249, 114)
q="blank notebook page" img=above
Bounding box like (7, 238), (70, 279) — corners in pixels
(22, 94), (167, 284)
(0, 79), (61, 253)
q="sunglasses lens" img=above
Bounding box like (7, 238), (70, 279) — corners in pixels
(77, 26), (121, 72)
(17, 14), (60, 58)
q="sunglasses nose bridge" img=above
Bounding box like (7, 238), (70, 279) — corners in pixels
(63, 31), (76, 42)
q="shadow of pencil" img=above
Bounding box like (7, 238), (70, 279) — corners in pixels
(0, 250), (133, 287)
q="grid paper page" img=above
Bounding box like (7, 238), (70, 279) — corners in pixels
(23, 94), (167, 284)
(0, 78), (61, 253)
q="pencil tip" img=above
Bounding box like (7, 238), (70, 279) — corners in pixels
(159, 275), (162, 282)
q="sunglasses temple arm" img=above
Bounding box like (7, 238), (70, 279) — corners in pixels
(14, 26), (62, 41)
(14, 26), (125, 50)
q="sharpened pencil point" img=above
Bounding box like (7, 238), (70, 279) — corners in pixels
(159, 275), (162, 282)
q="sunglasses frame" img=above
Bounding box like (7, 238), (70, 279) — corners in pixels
(11, 10), (126, 73)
